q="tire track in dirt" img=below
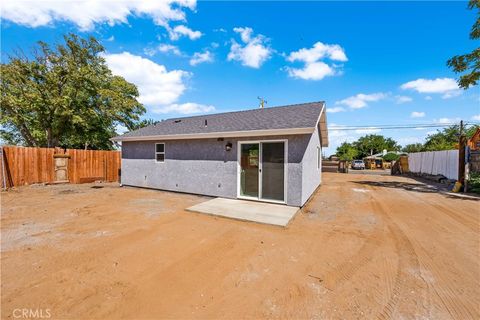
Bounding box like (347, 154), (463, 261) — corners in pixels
(415, 245), (479, 319)
(413, 197), (478, 233)
(321, 232), (382, 291)
(308, 182), (384, 292)
(368, 180), (479, 319)
(388, 180), (478, 233)
(366, 184), (431, 320)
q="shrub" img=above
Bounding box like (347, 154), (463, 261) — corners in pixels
(383, 153), (400, 162)
(468, 172), (480, 194)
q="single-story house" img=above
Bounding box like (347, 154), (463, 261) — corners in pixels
(112, 101), (328, 207)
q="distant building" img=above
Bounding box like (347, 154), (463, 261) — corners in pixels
(468, 128), (480, 151)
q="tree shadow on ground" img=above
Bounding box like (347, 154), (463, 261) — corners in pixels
(351, 180), (480, 201)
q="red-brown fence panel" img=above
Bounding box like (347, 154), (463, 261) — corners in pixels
(0, 146), (121, 188)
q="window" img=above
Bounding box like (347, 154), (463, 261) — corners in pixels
(317, 146), (321, 170)
(155, 143), (165, 162)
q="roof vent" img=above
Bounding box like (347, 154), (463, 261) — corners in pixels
(174, 119), (181, 123)
(204, 119), (208, 127)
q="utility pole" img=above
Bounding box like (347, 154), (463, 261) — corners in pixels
(458, 120), (466, 189)
(257, 96), (267, 109)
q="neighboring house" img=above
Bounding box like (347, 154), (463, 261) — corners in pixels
(468, 127), (480, 151)
(112, 101), (328, 207)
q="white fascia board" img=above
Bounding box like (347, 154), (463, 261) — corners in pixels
(314, 102), (329, 148)
(111, 127), (315, 142)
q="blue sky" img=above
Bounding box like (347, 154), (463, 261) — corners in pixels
(1, 1), (479, 154)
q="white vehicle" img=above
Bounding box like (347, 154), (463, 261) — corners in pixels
(351, 160), (366, 170)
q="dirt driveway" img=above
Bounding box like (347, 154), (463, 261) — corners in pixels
(1, 173), (479, 319)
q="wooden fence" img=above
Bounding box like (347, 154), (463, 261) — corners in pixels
(1, 146), (121, 188)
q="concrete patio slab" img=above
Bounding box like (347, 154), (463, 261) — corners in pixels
(186, 198), (299, 227)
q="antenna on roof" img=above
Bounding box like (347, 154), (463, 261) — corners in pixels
(257, 96), (267, 109)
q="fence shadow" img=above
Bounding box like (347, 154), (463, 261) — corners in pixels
(351, 179), (480, 201)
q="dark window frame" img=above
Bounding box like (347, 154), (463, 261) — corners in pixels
(155, 143), (165, 163)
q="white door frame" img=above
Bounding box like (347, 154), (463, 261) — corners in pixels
(237, 139), (288, 204)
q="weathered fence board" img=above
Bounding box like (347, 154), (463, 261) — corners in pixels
(1, 146), (120, 188)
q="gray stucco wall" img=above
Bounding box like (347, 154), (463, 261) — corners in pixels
(300, 125), (322, 205)
(121, 134), (311, 206)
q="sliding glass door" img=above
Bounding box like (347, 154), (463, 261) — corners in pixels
(240, 143), (259, 198)
(261, 142), (285, 202)
(239, 141), (286, 203)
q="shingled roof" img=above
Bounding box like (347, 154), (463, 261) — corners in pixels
(112, 101), (328, 146)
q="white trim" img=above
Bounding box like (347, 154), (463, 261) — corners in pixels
(314, 102), (329, 148)
(237, 139), (288, 205)
(155, 142), (165, 163)
(112, 127), (313, 142)
(313, 102), (325, 129)
(317, 146), (321, 170)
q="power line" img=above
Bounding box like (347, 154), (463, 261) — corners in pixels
(328, 122), (480, 131)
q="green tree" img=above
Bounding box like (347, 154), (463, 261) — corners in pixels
(423, 124), (479, 151)
(353, 134), (400, 158)
(447, 0), (479, 89)
(383, 152), (400, 162)
(336, 142), (358, 161)
(130, 119), (158, 130)
(0, 33), (146, 150)
(402, 143), (424, 153)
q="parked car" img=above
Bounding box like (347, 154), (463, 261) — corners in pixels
(351, 160), (366, 170)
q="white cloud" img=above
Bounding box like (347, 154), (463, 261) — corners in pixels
(425, 96), (433, 100)
(410, 111), (426, 118)
(355, 127), (381, 134)
(401, 77), (461, 99)
(168, 25), (202, 40)
(434, 117), (461, 124)
(325, 124), (384, 155)
(441, 90), (462, 99)
(115, 124), (128, 135)
(395, 95), (412, 104)
(287, 42), (347, 63)
(335, 93), (387, 109)
(104, 52), (213, 115)
(472, 114), (480, 121)
(326, 125), (353, 150)
(154, 103), (215, 114)
(144, 44), (182, 57)
(287, 62), (335, 81)
(327, 107), (346, 113)
(227, 27), (272, 68)
(104, 52), (189, 107)
(106, 35), (115, 42)
(397, 136), (423, 145)
(285, 42), (347, 80)
(143, 48), (157, 57)
(158, 44), (182, 55)
(2, 0), (196, 31)
(190, 50), (213, 66)
(234, 27), (254, 43)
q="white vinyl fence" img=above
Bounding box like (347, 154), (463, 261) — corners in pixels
(408, 150), (458, 180)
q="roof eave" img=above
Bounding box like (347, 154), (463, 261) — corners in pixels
(111, 127), (315, 142)
(315, 102), (329, 147)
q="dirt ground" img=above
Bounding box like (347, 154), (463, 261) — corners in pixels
(1, 173), (479, 319)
